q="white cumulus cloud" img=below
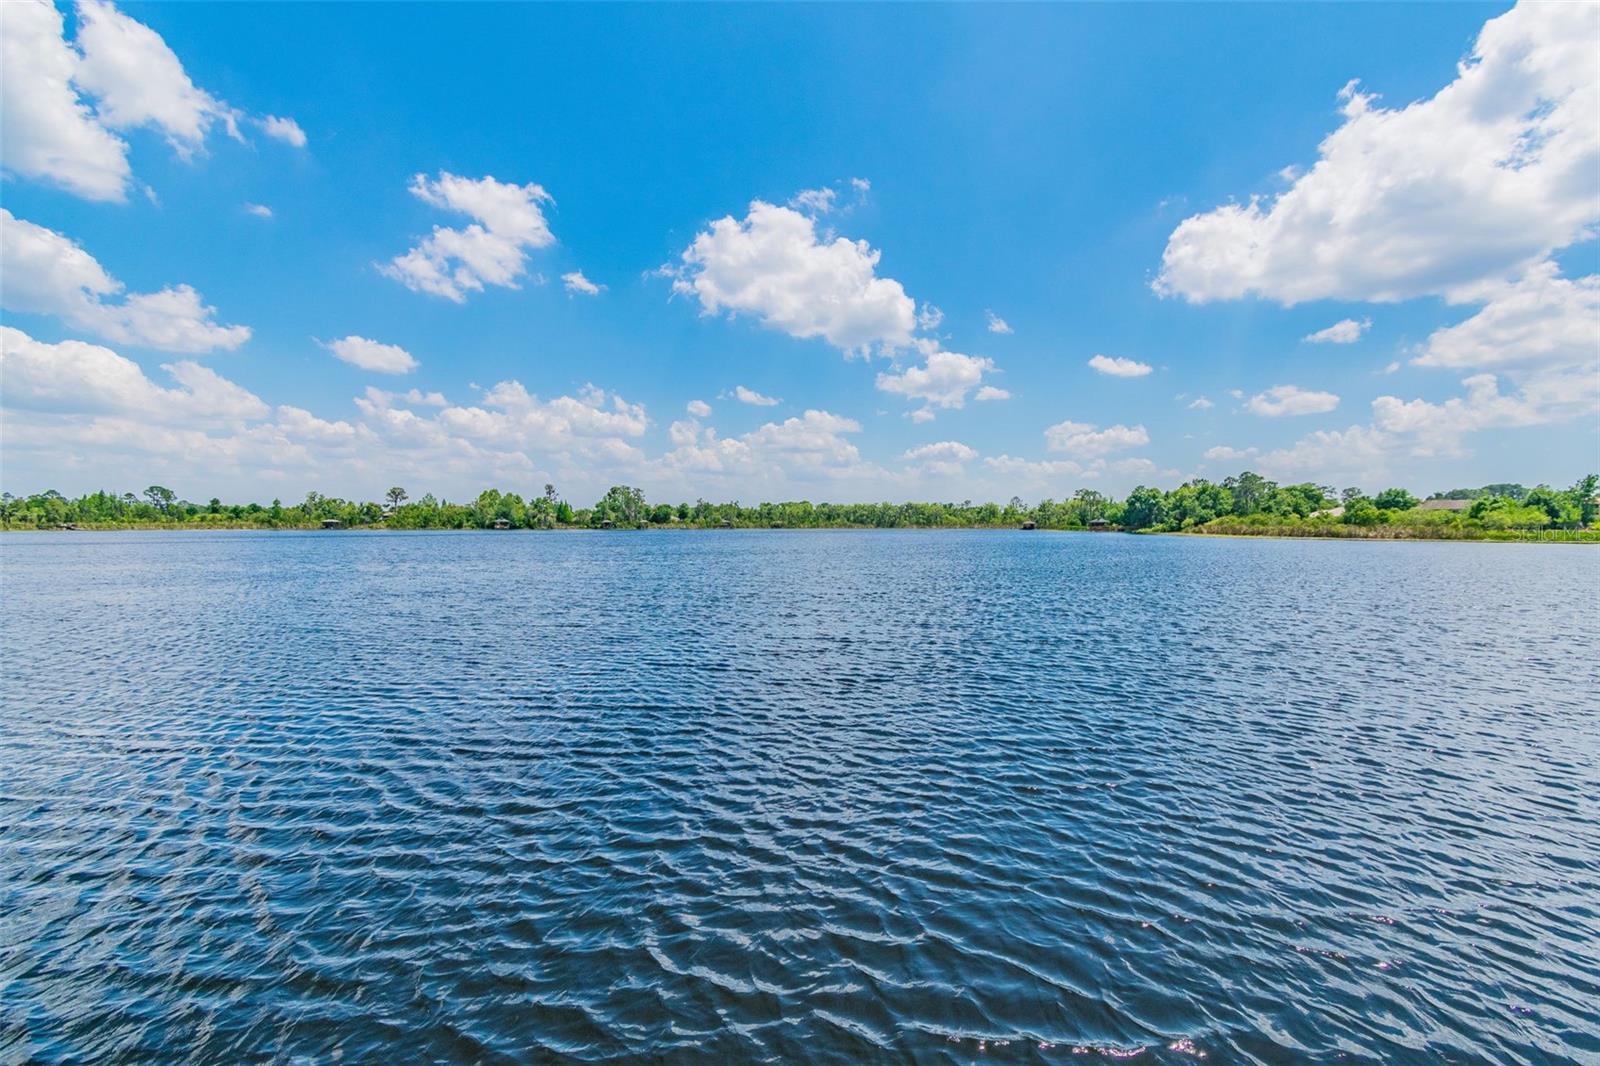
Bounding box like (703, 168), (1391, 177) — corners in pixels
(0, 0), (130, 201)
(1043, 420), (1150, 457)
(1245, 384), (1340, 417)
(1304, 318), (1370, 344)
(0, 0), (299, 201)
(1412, 263), (1598, 374)
(668, 200), (916, 355)
(323, 336), (419, 375)
(382, 172), (556, 302)
(875, 342), (1003, 418)
(902, 439), (978, 476)
(259, 115), (306, 148)
(985, 310), (1013, 335)
(1156, 2), (1599, 306)
(732, 385), (780, 406)
(686, 399), (712, 417)
(1, 326), (266, 424)
(1087, 354), (1153, 378)
(561, 270), (602, 296)
(0, 209), (250, 353)
(72, 0), (241, 156)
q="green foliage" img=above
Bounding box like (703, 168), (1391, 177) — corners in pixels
(1373, 487), (1418, 511)
(1341, 497), (1383, 526)
(1, 471), (1594, 539)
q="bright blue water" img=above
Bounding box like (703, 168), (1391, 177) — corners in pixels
(2, 530), (1597, 1064)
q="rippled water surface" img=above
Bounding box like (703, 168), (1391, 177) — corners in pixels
(3, 531), (1598, 1064)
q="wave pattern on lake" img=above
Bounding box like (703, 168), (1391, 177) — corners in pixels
(2, 530), (1598, 1064)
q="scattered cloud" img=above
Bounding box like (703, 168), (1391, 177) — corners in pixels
(916, 303), (944, 331)
(660, 409), (872, 485)
(1411, 263), (1598, 375)
(244, 202), (273, 219)
(562, 270), (603, 295)
(366, 386), (447, 408)
(667, 199), (915, 355)
(975, 385), (1011, 402)
(1371, 372), (1560, 457)
(1152, 4), (1599, 462)
(1, 0), (130, 200)
(1203, 444), (1257, 462)
(981, 454), (1163, 487)
(259, 114), (306, 148)
(875, 342), (1001, 416)
(902, 440), (978, 475)
(686, 399), (712, 417)
(732, 385), (780, 406)
(0, 0), (307, 204)
(1304, 317), (1371, 344)
(381, 172), (556, 302)
(902, 440), (978, 462)
(1255, 424), (1393, 485)
(0, 209), (250, 353)
(1245, 384), (1340, 417)
(1, 326), (266, 424)
(789, 187), (837, 215)
(322, 335), (419, 375)
(985, 310), (1013, 335)
(1156, 3), (1599, 306)
(1043, 419), (1150, 457)
(1087, 354), (1153, 378)
(71, 0), (242, 156)
(1187, 396), (1214, 410)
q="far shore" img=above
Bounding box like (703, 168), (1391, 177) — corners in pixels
(7, 474), (1595, 542)
(7, 523), (1595, 544)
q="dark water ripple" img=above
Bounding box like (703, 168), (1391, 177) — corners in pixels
(2, 530), (1598, 1064)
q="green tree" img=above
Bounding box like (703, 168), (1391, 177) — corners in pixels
(1121, 486), (1166, 530)
(386, 486), (408, 509)
(1342, 497), (1382, 526)
(1571, 474), (1598, 527)
(1223, 471), (1272, 515)
(1373, 487), (1418, 512)
(144, 485), (176, 513)
(593, 485), (647, 526)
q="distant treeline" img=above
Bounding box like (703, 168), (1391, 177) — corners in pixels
(3, 474), (1596, 537)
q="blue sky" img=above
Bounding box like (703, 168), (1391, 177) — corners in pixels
(2, 1), (1595, 504)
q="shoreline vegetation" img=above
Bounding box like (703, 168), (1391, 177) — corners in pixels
(3, 473), (1597, 543)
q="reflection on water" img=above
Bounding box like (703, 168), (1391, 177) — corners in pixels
(2, 530), (1597, 1063)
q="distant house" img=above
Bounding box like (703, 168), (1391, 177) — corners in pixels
(599, 519), (615, 529)
(1419, 499), (1471, 512)
(718, 519), (732, 528)
(490, 517), (511, 530)
(1088, 517), (1112, 531)
(1020, 520), (1037, 530)
(1313, 505), (1345, 519)
(320, 518), (343, 530)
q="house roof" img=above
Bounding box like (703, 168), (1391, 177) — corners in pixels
(1419, 499), (1471, 511)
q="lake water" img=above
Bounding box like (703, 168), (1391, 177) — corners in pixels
(2, 530), (1597, 1064)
